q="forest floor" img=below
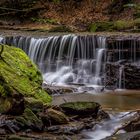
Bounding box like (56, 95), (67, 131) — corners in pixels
(0, 0), (139, 33)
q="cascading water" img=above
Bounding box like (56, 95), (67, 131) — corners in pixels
(1, 35), (140, 89)
(0, 37), (3, 42)
(2, 35), (106, 87)
(118, 65), (125, 89)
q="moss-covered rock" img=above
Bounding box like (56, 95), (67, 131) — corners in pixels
(60, 101), (100, 116)
(16, 108), (43, 131)
(0, 44), (51, 114)
(24, 97), (44, 113)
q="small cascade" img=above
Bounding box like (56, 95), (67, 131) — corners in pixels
(0, 37), (3, 43)
(118, 65), (125, 89)
(94, 48), (105, 85)
(106, 37), (140, 89)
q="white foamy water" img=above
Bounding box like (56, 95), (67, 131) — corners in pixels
(0, 37), (3, 42)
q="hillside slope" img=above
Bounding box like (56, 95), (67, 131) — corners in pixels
(0, 0), (139, 32)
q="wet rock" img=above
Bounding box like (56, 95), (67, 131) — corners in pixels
(24, 97), (43, 113)
(59, 101), (100, 117)
(46, 121), (85, 135)
(43, 84), (76, 95)
(16, 108), (43, 131)
(105, 62), (140, 89)
(40, 108), (69, 125)
(124, 111), (140, 132)
(0, 115), (20, 134)
(97, 110), (110, 121)
(0, 128), (6, 135)
(7, 135), (31, 140)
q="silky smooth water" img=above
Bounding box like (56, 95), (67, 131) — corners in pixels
(1, 35), (140, 89)
(82, 111), (136, 140)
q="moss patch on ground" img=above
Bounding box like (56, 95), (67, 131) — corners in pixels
(0, 44), (51, 109)
(89, 19), (140, 32)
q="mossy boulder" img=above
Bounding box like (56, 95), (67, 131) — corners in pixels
(0, 44), (51, 114)
(60, 101), (100, 116)
(16, 108), (43, 131)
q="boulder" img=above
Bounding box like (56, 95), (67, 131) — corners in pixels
(59, 101), (100, 117)
(0, 44), (51, 114)
(16, 108), (43, 131)
(40, 108), (69, 125)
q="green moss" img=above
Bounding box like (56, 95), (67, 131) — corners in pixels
(0, 45), (51, 105)
(89, 22), (114, 32)
(60, 102), (98, 110)
(16, 108), (43, 130)
(113, 20), (134, 30)
(24, 97), (43, 113)
(89, 19), (140, 32)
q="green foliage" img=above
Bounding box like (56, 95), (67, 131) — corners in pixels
(114, 20), (134, 30)
(89, 19), (140, 32)
(89, 24), (97, 32)
(89, 22), (114, 32)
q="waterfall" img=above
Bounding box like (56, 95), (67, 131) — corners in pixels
(94, 49), (105, 85)
(118, 65), (125, 89)
(2, 35), (106, 86)
(1, 35), (139, 89)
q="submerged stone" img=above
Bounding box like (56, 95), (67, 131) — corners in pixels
(59, 101), (100, 116)
(0, 44), (51, 114)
